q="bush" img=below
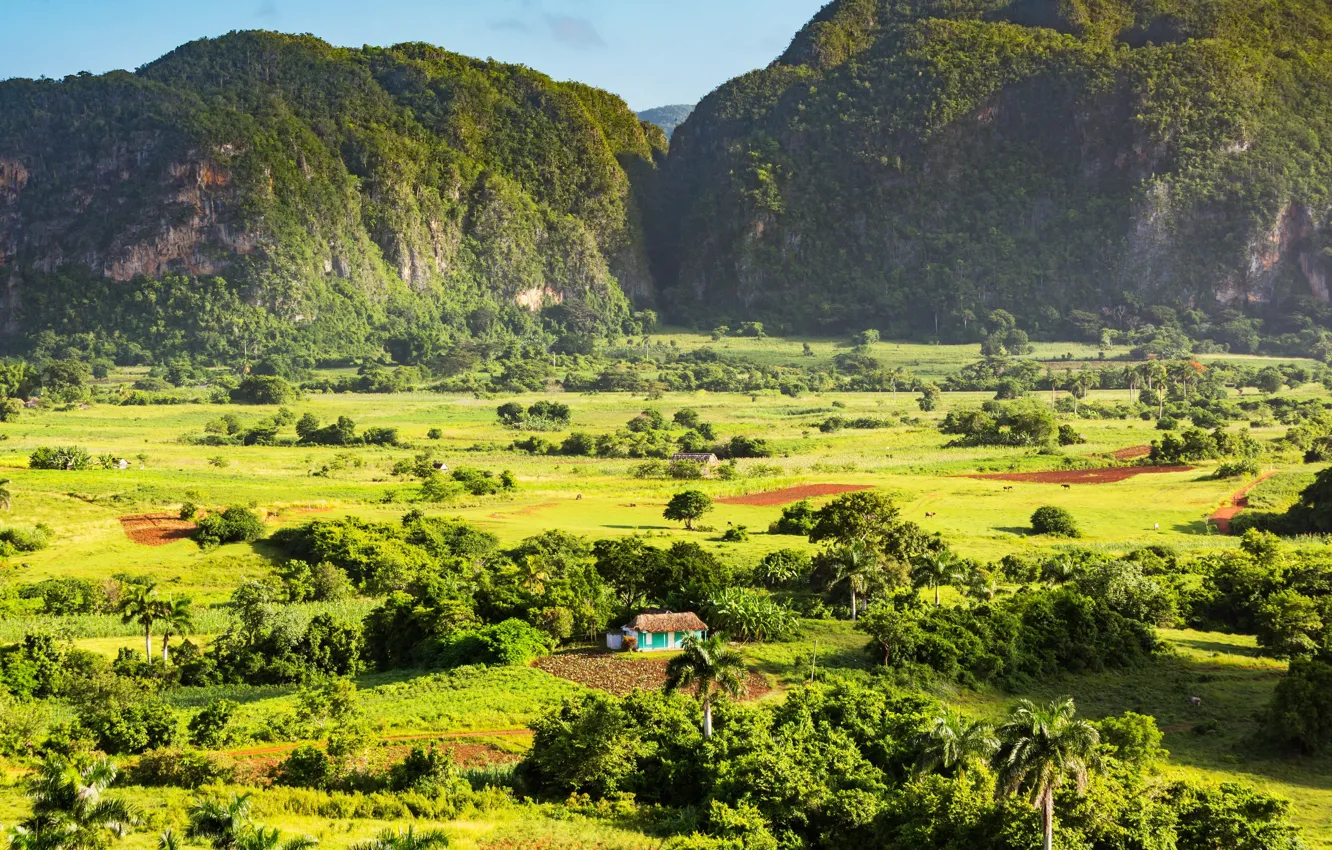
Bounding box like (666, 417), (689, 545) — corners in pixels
(80, 698), (178, 754)
(0, 524), (55, 555)
(720, 525), (749, 542)
(754, 550), (813, 588)
(188, 699), (238, 748)
(19, 577), (103, 614)
(1266, 658), (1332, 754)
(768, 500), (815, 536)
(1215, 459), (1260, 479)
(231, 375), (297, 405)
(28, 446), (94, 470)
(702, 587), (799, 641)
(129, 747), (235, 787)
(1031, 506), (1080, 538)
(1057, 423), (1086, 446)
(194, 506), (265, 547)
(277, 744), (333, 788)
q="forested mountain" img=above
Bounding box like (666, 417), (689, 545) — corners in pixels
(657, 0), (1332, 337)
(0, 32), (666, 361)
(637, 104), (694, 139)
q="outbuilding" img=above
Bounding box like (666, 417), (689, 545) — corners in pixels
(671, 452), (720, 467)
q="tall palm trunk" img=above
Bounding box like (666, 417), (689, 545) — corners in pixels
(1041, 787), (1054, 850)
(162, 633), (172, 663)
(702, 697), (713, 739)
(850, 586), (857, 621)
(934, 583), (941, 606)
(144, 625), (153, 661)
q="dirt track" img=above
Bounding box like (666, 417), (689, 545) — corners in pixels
(966, 466), (1194, 485)
(717, 484), (873, 507)
(1209, 471), (1278, 534)
(1109, 445), (1153, 460)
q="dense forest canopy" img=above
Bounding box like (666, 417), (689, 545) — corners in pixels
(658, 0), (1332, 337)
(0, 32), (666, 362)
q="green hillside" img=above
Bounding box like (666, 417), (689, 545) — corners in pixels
(0, 32), (665, 361)
(658, 0), (1332, 337)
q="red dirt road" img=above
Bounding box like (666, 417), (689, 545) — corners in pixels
(717, 484), (873, 507)
(1209, 471), (1278, 535)
(966, 466), (1194, 485)
(119, 513), (196, 546)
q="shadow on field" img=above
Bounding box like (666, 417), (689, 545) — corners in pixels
(602, 524), (672, 530)
(1171, 520), (1213, 535)
(1171, 635), (1262, 658)
(992, 527), (1035, 537)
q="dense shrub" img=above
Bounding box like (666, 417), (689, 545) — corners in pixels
(701, 588), (799, 642)
(194, 506), (265, 547)
(231, 375), (298, 405)
(18, 577), (103, 614)
(1031, 506), (1080, 537)
(129, 748), (235, 787)
(768, 500), (815, 536)
(28, 446), (94, 470)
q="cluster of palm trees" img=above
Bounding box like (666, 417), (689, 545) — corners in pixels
(118, 583), (193, 663)
(1054, 358), (1205, 417)
(916, 697), (1100, 850)
(825, 541), (989, 619)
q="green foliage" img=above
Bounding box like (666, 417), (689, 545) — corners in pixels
(664, 490), (714, 530)
(194, 507), (265, 548)
(1031, 506), (1081, 538)
(29, 446), (94, 471)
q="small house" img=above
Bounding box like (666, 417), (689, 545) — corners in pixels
(115, 458), (130, 470)
(432, 461), (449, 472)
(671, 452), (720, 467)
(612, 611), (708, 652)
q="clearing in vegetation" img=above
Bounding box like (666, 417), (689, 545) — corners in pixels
(117, 512), (196, 545)
(534, 649), (772, 700)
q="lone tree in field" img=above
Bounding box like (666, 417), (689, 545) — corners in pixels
(118, 583), (161, 661)
(994, 697), (1100, 850)
(664, 490), (713, 531)
(664, 633), (746, 739)
(1031, 506), (1080, 538)
(11, 754), (137, 850)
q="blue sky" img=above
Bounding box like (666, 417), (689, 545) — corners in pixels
(3, 0), (831, 110)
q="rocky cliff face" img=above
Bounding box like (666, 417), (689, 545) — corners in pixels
(0, 33), (662, 355)
(658, 0), (1332, 335)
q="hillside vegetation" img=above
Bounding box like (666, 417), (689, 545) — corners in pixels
(0, 32), (666, 362)
(660, 0), (1332, 337)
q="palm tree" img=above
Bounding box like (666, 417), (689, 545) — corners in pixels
(9, 755), (137, 850)
(915, 708), (999, 779)
(187, 794), (253, 850)
(994, 697), (1101, 850)
(912, 549), (961, 607)
(350, 828), (450, 850)
(157, 597), (194, 663)
(0, 478), (13, 511)
(664, 633), (747, 739)
(1122, 367), (1139, 404)
(118, 583), (160, 661)
(235, 829), (316, 850)
(827, 542), (877, 621)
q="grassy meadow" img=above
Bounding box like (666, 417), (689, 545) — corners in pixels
(0, 333), (1329, 847)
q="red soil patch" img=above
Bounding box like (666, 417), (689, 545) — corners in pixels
(118, 513), (195, 546)
(1110, 445), (1153, 460)
(717, 484), (873, 507)
(534, 649), (771, 700)
(967, 466), (1193, 485)
(1209, 470), (1278, 535)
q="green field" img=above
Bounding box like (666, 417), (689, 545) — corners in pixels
(0, 337), (1329, 848)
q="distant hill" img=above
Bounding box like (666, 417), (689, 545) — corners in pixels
(0, 32), (665, 361)
(638, 105), (694, 139)
(658, 0), (1332, 337)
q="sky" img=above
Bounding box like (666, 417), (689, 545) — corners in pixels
(3, 0), (831, 111)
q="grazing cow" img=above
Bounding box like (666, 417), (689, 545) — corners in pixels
(576, 494), (583, 501)
(1003, 486), (1014, 491)
(925, 512), (937, 518)
(1190, 696), (1203, 707)
(1062, 484), (1072, 490)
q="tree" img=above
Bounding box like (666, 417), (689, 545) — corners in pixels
(1255, 590), (1322, 659)
(1031, 506), (1080, 538)
(664, 634), (747, 738)
(157, 597), (195, 663)
(10, 755), (137, 850)
(994, 697), (1101, 850)
(349, 829), (449, 850)
(119, 583), (160, 661)
(911, 549), (962, 606)
(0, 478), (12, 511)
(915, 708), (999, 778)
(808, 490), (899, 547)
(664, 490), (713, 531)
(186, 795), (311, 850)
(827, 542), (878, 620)
(918, 383), (942, 412)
